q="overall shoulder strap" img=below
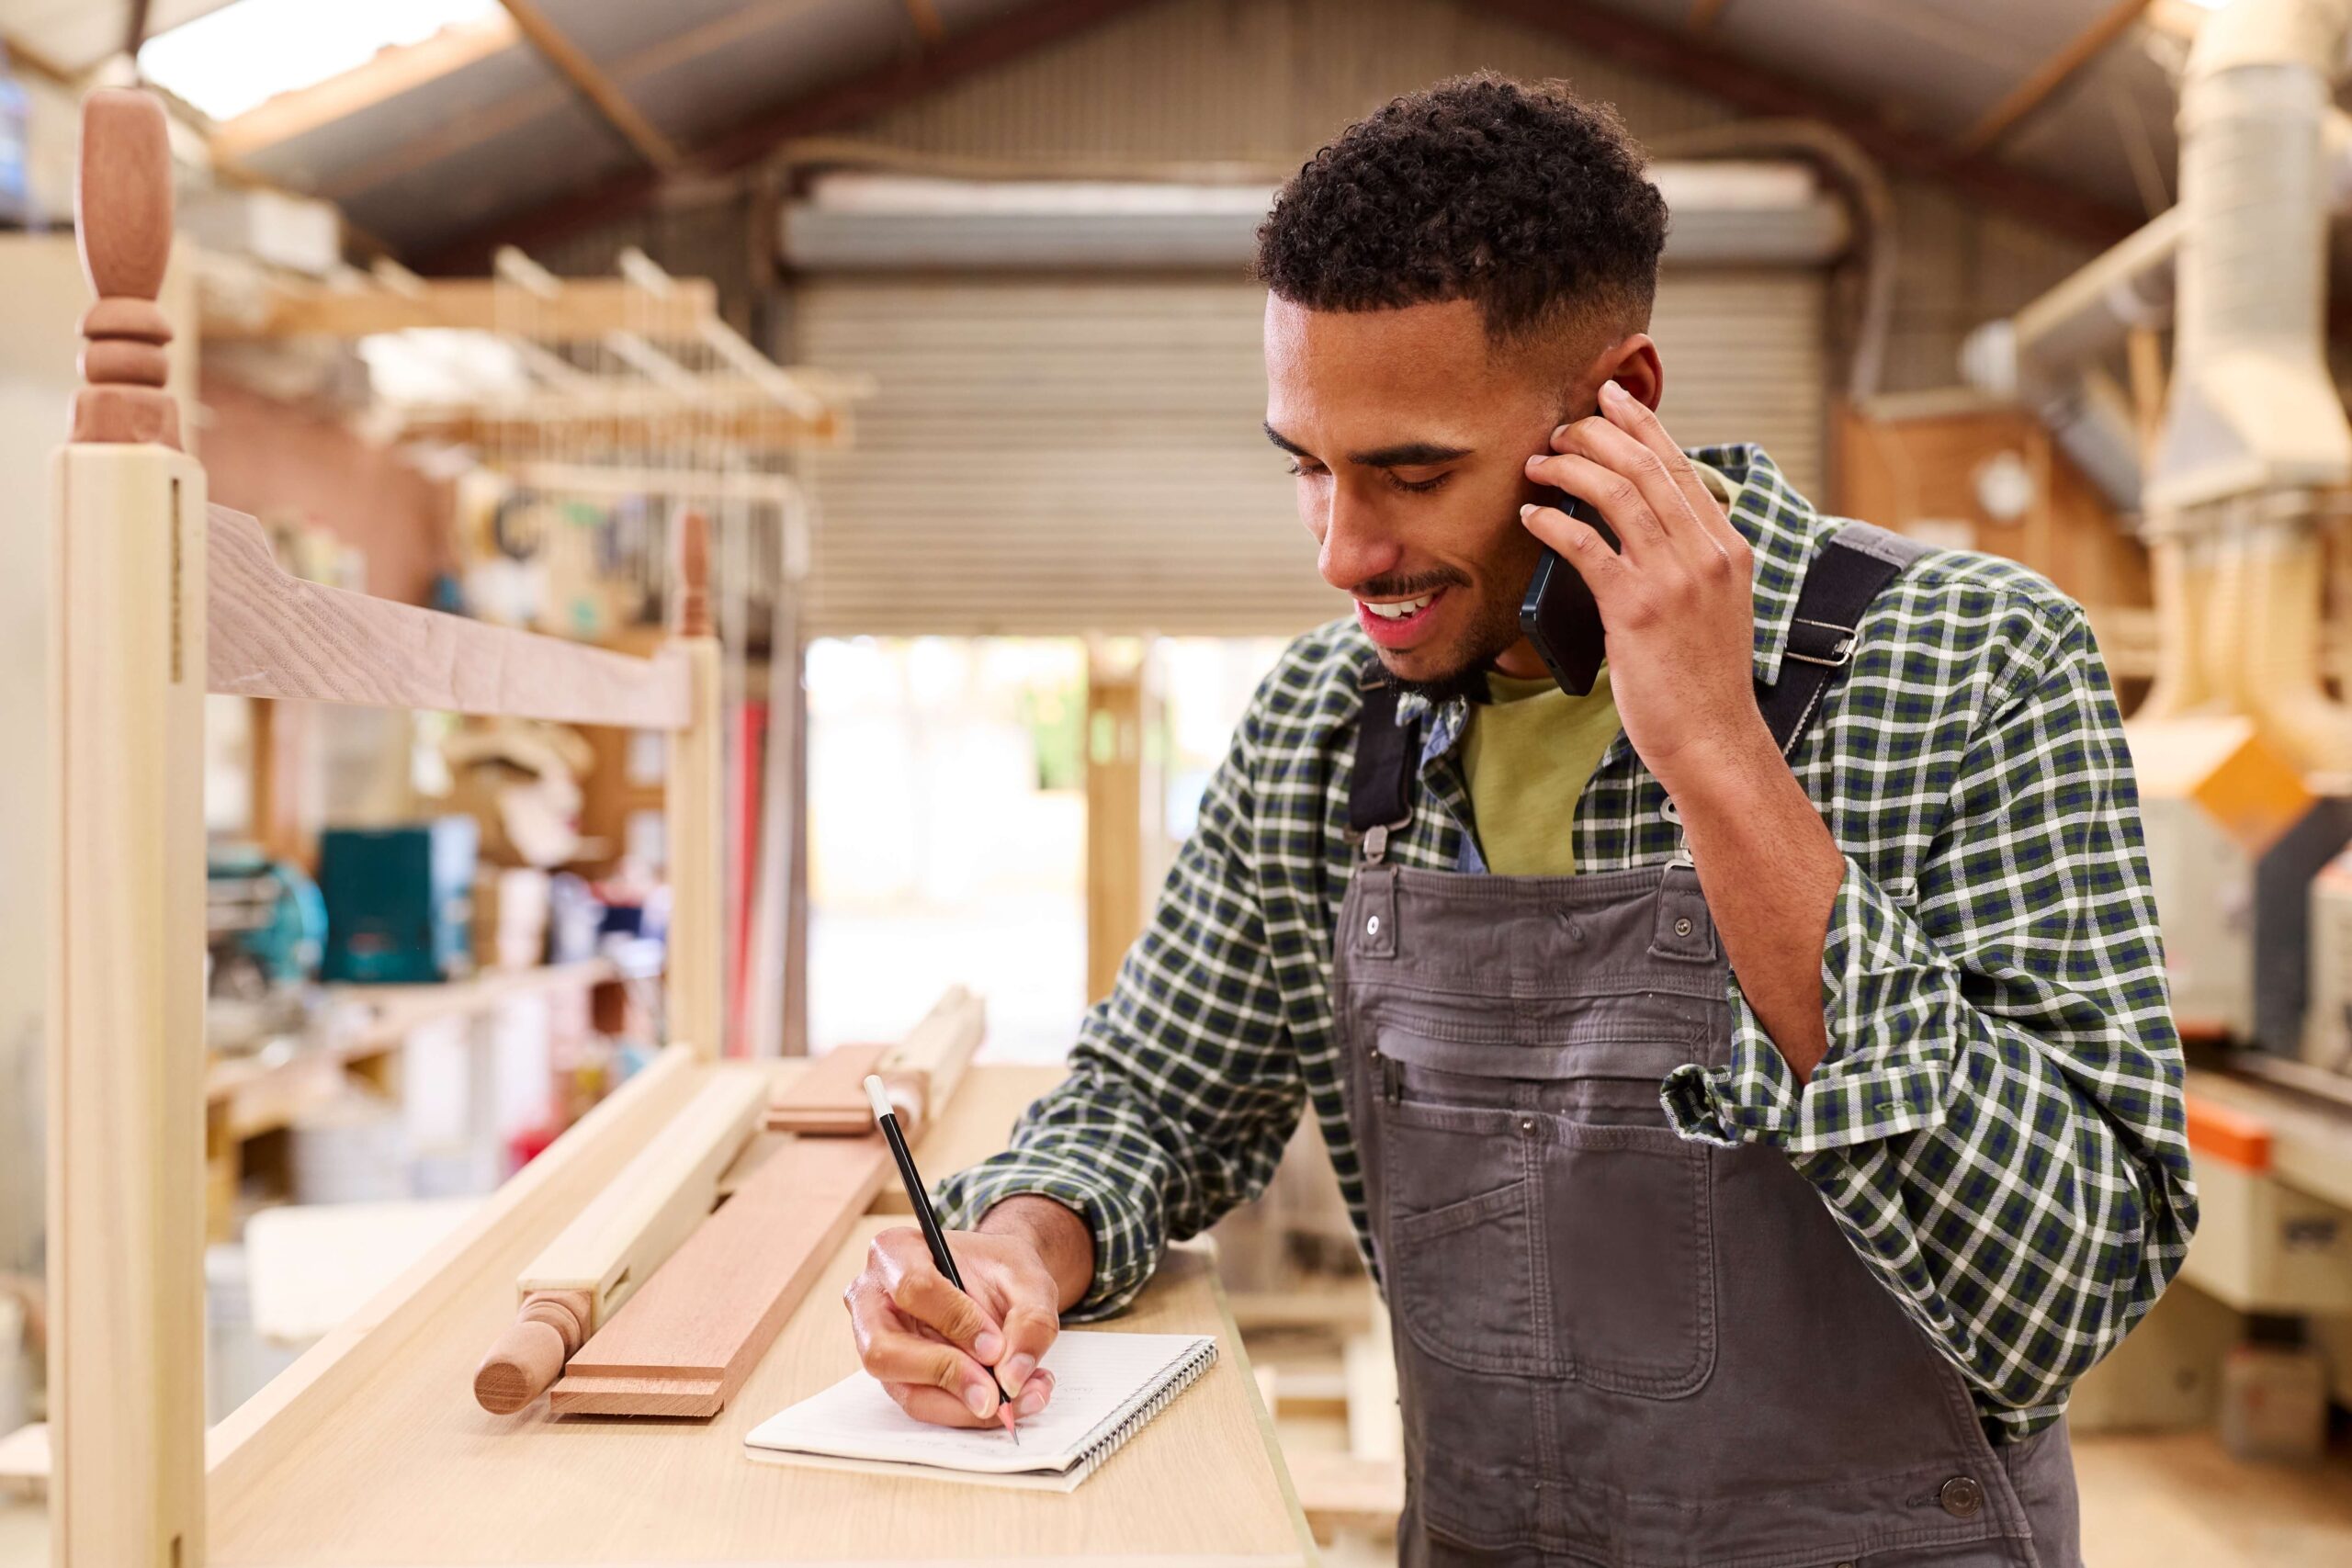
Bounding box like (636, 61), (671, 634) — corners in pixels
(1349, 672), (1416, 837)
(1756, 520), (1932, 756)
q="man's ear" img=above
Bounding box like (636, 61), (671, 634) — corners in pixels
(1595, 333), (1663, 412)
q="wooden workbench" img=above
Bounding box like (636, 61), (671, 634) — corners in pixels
(202, 1059), (1315, 1565)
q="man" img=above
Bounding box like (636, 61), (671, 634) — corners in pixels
(844, 73), (2196, 1566)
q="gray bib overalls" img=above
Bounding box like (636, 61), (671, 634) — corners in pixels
(1331, 523), (2081, 1567)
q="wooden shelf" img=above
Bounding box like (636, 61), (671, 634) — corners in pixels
(203, 959), (645, 1239)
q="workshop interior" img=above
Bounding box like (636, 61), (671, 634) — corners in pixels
(6, 0), (2352, 1562)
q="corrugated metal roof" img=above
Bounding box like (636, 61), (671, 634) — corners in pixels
(20, 0), (2191, 258)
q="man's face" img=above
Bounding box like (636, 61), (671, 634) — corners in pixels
(1263, 296), (1590, 697)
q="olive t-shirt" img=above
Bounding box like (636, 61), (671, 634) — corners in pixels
(1459, 666), (1621, 875)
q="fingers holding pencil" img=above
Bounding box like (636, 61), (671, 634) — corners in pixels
(845, 1225), (1059, 1427)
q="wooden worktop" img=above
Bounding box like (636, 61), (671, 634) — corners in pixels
(204, 1058), (1315, 1565)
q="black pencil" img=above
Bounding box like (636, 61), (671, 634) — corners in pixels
(864, 1074), (1019, 1442)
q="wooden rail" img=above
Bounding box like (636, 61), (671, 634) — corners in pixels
(206, 503), (693, 728)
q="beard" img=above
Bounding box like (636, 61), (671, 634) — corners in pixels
(1380, 577), (1528, 705)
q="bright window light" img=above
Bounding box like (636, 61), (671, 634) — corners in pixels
(138, 0), (504, 123)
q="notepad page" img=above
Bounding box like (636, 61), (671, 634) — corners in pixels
(743, 1331), (1216, 1477)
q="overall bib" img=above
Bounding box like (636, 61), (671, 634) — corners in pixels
(1332, 523), (2081, 1568)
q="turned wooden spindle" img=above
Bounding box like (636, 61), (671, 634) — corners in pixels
(472, 1288), (594, 1415)
(71, 88), (179, 449)
(671, 506), (711, 637)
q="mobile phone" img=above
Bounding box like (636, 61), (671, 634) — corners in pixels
(1517, 492), (1620, 696)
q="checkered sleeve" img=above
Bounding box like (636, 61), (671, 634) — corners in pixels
(1659, 601), (2199, 1435)
(933, 691), (1306, 1318)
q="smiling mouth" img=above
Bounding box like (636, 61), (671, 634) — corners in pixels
(1358, 592), (1437, 621)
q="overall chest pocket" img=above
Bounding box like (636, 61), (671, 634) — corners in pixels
(1372, 1016), (1719, 1399)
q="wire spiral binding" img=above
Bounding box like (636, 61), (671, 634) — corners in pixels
(1064, 1339), (1220, 1489)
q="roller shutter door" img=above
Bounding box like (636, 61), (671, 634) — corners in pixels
(794, 271), (1825, 638)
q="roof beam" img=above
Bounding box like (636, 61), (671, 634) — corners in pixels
(1473, 0), (2140, 248)
(213, 12), (521, 161)
(494, 0), (681, 169)
(412, 0), (1162, 274)
(1959, 0), (2156, 155)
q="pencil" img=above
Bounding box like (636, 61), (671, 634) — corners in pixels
(863, 1074), (1019, 1442)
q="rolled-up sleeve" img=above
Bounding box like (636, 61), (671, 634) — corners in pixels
(934, 690), (1305, 1318)
(1660, 600), (2199, 1436)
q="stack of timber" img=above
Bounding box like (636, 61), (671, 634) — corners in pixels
(480, 988), (985, 1419)
(765, 984), (985, 1136)
(471, 1067), (769, 1413)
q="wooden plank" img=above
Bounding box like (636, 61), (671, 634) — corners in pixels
(209, 1199), (1311, 1564)
(888, 985), (986, 1132)
(50, 440), (209, 1568)
(206, 1045), (707, 1500)
(1086, 652), (1149, 1004)
(768, 987), (988, 1138)
(205, 503), (693, 728)
(548, 1134), (892, 1416)
(766, 1043), (892, 1134)
(870, 1062), (1064, 1216)
(473, 1066), (768, 1412)
(663, 513), (725, 1058)
(51, 99), (207, 1558)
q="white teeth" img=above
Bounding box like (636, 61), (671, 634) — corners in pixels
(1362, 594), (1433, 620)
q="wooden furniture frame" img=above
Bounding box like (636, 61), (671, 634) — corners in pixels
(48, 90), (727, 1567)
(47, 86), (1313, 1568)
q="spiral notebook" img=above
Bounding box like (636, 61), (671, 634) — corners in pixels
(742, 1331), (1217, 1493)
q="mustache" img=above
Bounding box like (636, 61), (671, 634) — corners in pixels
(1349, 568), (1472, 600)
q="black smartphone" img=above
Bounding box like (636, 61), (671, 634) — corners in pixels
(1517, 491), (1620, 696)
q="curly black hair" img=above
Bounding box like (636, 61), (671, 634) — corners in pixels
(1255, 73), (1668, 346)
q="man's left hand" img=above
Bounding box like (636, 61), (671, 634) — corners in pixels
(1521, 381), (1774, 801)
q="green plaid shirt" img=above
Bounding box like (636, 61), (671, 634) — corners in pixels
(939, 444), (2199, 1440)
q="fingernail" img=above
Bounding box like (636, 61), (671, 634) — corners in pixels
(1551, 423), (1571, 443)
(965, 1382), (994, 1418)
(1018, 1385), (1049, 1416)
(1520, 503), (1536, 519)
(1600, 380), (1628, 406)
(1003, 1352), (1036, 1390)
(975, 1330), (1003, 1362)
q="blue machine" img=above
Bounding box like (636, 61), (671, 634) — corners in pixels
(206, 844), (326, 995)
(317, 819), (479, 985)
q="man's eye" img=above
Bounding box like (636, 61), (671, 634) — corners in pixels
(1385, 470), (1451, 495)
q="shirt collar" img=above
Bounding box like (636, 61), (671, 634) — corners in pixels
(1391, 443), (1829, 737)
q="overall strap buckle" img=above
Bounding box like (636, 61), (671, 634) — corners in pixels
(1350, 670), (1417, 863)
(1754, 522), (1931, 757)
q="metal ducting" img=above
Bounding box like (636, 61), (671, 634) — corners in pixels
(780, 164), (1849, 273)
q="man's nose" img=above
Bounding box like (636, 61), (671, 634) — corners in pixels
(1316, 483), (1401, 594)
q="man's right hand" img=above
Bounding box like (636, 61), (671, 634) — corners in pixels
(842, 1196), (1093, 1429)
